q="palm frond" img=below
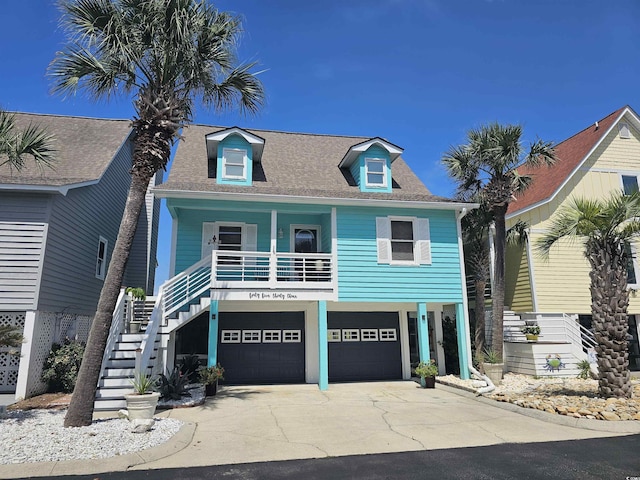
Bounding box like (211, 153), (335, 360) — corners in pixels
(0, 109), (56, 171)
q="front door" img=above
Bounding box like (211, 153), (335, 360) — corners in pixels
(291, 226), (320, 253)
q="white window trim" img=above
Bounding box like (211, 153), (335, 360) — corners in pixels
(361, 329), (379, 341)
(377, 216), (431, 266)
(342, 329), (360, 342)
(620, 174), (640, 196)
(221, 330), (241, 343)
(327, 329), (341, 342)
(379, 328), (397, 341)
(242, 330), (261, 343)
(222, 147), (248, 180)
(96, 236), (108, 280)
(364, 157), (387, 188)
(263, 330), (282, 343)
(283, 330), (302, 343)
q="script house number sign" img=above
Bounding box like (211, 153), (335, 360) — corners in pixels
(248, 292), (299, 300)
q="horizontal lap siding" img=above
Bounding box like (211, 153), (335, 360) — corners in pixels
(336, 207), (463, 303)
(505, 243), (533, 312)
(38, 139), (133, 315)
(0, 221), (46, 310)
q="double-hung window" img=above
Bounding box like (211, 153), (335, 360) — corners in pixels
(376, 216), (431, 265)
(622, 175), (639, 196)
(365, 158), (386, 187)
(222, 148), (247, 180)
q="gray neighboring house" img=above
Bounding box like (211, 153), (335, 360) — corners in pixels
(0, 112), (161, 399)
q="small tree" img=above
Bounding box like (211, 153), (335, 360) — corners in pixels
(537, 193), (640, 398)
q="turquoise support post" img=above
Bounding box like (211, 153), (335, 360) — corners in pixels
(456, 302), (470, 379)
(417, 302), (430, 363)
(318, 300), (328, 390)
(208, 300), (219, 367)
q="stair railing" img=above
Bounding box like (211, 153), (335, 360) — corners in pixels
(162, 254), (212, 320)
(99, 288), (127, 382)
(137, 289), (164, 377)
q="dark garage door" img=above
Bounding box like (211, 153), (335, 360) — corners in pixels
(218, 311), (305, 384)
(328, 312), (402, 382)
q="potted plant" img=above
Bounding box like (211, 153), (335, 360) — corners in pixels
(478, 347), (504, 385)
(199, 364), (224, 396)
(521, 323), (541, 342)
(125, 287), (146, 333)
(123, 372), (160, 421)
(415, 360), (438, 388)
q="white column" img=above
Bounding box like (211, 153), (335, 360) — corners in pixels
(399, 310), (411, 379)
(432, 304), (446, 375)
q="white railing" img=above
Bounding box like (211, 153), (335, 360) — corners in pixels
(99, 288), (127, 380)
(515, 312), (597, 351)
(137, 290), (163, 377)
(212, 251), (333, 289)
(162, 255), (212, 318)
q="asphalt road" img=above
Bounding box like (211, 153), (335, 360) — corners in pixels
(20, 434), (640, 480)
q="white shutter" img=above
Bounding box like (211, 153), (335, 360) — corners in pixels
(201, 222), (216, 258)
(244, 224), (258, 252)
(376, 217), (391, 264)
(415, 218), (431, 265)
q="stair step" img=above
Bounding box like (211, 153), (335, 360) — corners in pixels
(94, 399), (126, 411)
(103, 367), (151, 377)
(95, 387), (136, 398)
(99, 377), (134, 388)
(119, 333), (146, 342)
(110, 350), (137, 360)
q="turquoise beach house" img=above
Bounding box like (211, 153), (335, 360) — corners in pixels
(98, 124), (475, 404)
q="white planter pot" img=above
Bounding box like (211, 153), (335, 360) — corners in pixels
(123, 392), (160, 420)
(482, 363), (504, 386)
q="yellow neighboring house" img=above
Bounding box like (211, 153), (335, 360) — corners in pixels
(505, 105), (640, 370)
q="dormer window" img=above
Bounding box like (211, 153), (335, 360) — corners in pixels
(365, 158), (387, 187)
(222, 148), (248, 180)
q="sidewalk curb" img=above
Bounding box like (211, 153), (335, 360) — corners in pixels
(436, 381), (640, 434)
(0, 421), (196, 479)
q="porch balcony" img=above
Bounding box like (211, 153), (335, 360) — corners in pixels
(211, 250), (336, 301)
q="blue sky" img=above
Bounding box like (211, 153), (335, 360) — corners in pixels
(2, 0), (640, 289)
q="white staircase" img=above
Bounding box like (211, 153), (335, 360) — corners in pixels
(94, 257), (213, 410)
(94, 333), (159, 411)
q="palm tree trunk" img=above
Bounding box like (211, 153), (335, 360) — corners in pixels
(474, 279), (486, 355)
(587, 242), (633, 398)
(64, 171), (151, 427)
(491, 205), (507, 358)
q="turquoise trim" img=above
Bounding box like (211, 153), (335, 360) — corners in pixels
(417, 302), (430, 363)
(217, 134), (253, 186)
(208, 300), (219, 366)
(318, 300), (328, 390)
(358, 146), (391, 193)
(455, 302), (470, 379)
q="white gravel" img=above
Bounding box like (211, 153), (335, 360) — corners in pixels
(0, 410), (183, 465)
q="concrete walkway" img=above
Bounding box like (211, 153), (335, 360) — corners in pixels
(2, 381), (638, 478)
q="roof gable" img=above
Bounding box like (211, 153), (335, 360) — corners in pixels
(205, 126), (265, 163)
(507, 106), (636, 217)
(338, 137), (404, 169)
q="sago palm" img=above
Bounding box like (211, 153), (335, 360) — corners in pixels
(49, 0), (264, 427)
(0, 109), (55, 170)
(443, 123), (555, 358)
(537, 193), (640, 398)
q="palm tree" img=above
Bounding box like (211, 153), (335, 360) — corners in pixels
(443, 123), (555, 358)
(537, 193), (640, 398)
(0, 109), (55, 170)
(461, 200), (493, 355)
(49, 0), (265, 427)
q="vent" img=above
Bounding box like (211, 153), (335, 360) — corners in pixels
(619, 123), (631, 139)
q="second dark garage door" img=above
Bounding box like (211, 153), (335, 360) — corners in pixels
(328, 312), (402, 382)
(218, 311), (305, 384)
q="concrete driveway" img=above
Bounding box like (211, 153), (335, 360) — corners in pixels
(133, 381), (621, 470)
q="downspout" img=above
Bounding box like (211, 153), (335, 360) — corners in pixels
(457, 208), (496, 394)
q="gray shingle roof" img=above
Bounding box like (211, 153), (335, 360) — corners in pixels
(0, 113), (131, 187)
(158, 124), (456, 203)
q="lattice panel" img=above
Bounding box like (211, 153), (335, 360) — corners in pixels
(25, 311), (55, 397)
(76, 315), (92, 342)
(0, 312), (26, 392)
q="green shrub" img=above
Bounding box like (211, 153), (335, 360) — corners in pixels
(158, 367), (191, 400)
(577, 359), (592, 380)
(41, 339), (85, 393)
(178, 354), (202, 383)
